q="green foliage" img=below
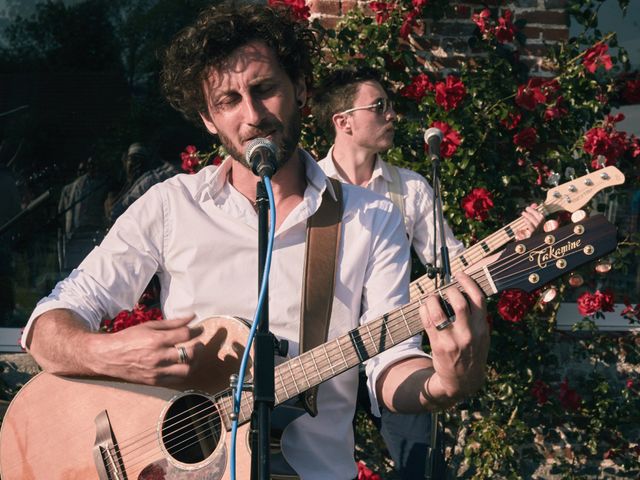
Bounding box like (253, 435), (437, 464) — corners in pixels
(301, 0), (640, 477)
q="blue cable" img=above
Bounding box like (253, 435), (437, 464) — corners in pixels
(230, 176), (276, 480)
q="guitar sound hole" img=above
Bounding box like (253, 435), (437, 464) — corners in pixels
(161, 393), (222, 464)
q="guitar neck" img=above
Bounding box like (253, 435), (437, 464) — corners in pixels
(410, 204), (546, 299)
(269, 267), (496, 408)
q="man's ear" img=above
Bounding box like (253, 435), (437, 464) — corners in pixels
(199, 111), (218, 135)
(332, 112), (352, 135)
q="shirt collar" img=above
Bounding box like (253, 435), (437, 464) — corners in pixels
(323, 146), (391, 187)
(199, 149), (337, 204)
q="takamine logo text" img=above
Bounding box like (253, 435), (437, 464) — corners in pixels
(528, 239), (582, 268)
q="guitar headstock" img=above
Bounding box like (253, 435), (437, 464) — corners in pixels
(544, 166), (625, 214)
(488, 215), (618, 293)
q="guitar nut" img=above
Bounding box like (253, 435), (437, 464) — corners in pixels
(529, 273), (540, 284)
(515, 244), (526, 254)
(584, 245), (594, 255)
(574, 225), (585, 235)
(556, 259), (567, 269)
(545, 235), (555, 245)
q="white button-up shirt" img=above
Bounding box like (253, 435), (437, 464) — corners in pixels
(23, 151), (427, 480)
(318, 148), (464, 266)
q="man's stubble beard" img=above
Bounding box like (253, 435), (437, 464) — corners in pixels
(217, 107), (302, 172)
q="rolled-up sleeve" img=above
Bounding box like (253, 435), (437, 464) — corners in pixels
(21, 186), (166, 347)
(359, 200), (428, 417)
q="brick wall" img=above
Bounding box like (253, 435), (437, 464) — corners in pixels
(309, 0), (570, 76)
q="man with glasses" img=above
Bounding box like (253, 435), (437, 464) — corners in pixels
(314, 67), (543, 478)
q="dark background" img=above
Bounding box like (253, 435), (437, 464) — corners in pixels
(0, 0), (220, 326)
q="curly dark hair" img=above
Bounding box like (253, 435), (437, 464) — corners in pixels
(312, 66), (385, 141)
(161, 3), (319, 126)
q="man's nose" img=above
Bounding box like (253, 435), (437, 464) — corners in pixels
(385, 105), (397, 121)
(242, 95), (267, 126)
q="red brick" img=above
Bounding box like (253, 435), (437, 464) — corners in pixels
(518, 10), (569, 26)
(522, 26), (544, 41)
(310, 0), (341, 16)
(521, 44), (554, 58)
(316, 15), (341, 30)
(341, 0), (358, 14)
(543, 28), (569, 42)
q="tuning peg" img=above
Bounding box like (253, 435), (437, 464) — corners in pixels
(564, 167), (576, 179)
(571, 210), (587, 223)
(594, 258), (612, 274)
(568, 273), (584, 287)
(540, 287), (558, 304)
(543, 219), (559, 232)
(595, 155), (607, 168)
(546, 171), (561, 187)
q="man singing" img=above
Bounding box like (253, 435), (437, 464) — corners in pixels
(23, 5), (490, 479)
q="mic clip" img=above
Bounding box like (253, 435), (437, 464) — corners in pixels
(424, 263), (443, 280)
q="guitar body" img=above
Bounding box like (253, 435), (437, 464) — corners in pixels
(0, 316), (278, 480)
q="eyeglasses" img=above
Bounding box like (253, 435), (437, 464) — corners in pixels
(339, 97), (393, 116)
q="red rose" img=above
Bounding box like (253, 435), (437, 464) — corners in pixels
(399, 10), (418, 39)
(625, 135), (640, 158)
(583, 43), (613, 73)
(434, 75), (466, 111)
(357, 461), (381, 480)
(622, 78), (640, 104)
(430, 121), (461, 158)
(369, 1), (394, 24)
(401, 73), (433, 101)
(583, 127), (627, 166)
(577, 289), (615, 317)
(102, 305), (164, 333)
(513, 127), (538, 150)
(515, 82), (546, 111)
(461, 187), (494, 222)
(495, 9), (516, 43)
(532, 160), (551, 186)
(544, 96), (568, 120)
(621, 300), (640, 321)
(500, 111), (521, 130)
(268, 0), (310, 20)
(558, 377), (582, 411)
(412, 0), (428, 9)
(472, 8), (491, 34)
(181, 145), (200, 174)
(496, 288), (535, 322)
(531, 379), (551, 405)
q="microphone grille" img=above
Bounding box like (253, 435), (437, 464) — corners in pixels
(245, 137), (277, 165)
(424, 127), (443, 144)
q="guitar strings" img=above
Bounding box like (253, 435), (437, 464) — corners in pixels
(101, 231), (592, 476)
(411, 214), (533, 295)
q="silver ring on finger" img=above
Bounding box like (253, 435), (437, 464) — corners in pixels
(435, 316), (455, 331)
(175, 345), (189, 364)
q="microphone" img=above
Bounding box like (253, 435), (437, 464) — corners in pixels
(424, 127), (443, 162)
(245, 138), (279, 178)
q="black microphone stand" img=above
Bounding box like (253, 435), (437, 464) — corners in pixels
(425, 153), (451, 480)
(251, 180), (275, 480)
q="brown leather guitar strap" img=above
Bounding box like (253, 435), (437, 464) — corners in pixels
(298, 177), (343, 417)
